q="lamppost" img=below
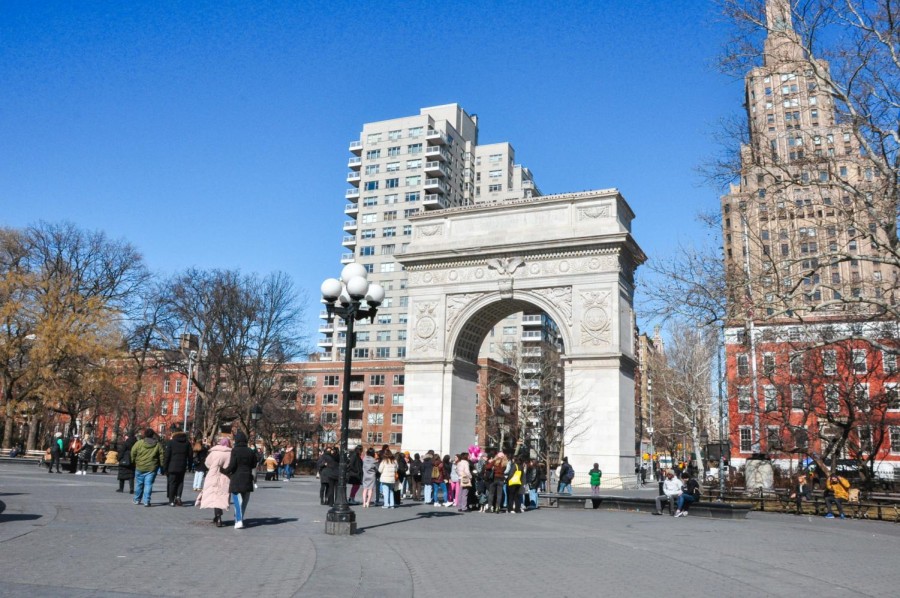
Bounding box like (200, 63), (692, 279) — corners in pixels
(250, 404), (263, 446)
(700, 429), (709, 476)
(183, 350), (197, 434)
(320, 263), (384, 536)
(647, 376), (655, 481)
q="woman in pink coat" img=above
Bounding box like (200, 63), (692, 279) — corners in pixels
(200, 437), (232, 527)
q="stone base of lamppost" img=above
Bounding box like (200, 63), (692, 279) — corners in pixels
(325, 509), (357, 536)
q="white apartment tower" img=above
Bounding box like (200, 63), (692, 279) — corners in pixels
(320, 104), (542, 361)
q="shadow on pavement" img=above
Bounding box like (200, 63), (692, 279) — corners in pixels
(0, 493), (26, 497)
(247, 517), (298, 527)
(356, 510), (459, 532)
(0, 513), (42, 522)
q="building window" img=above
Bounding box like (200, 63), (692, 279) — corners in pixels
(764, 386), (778, 412)
(385, 178), (399, 189)
(738, 386), (752, 413)
(322, 393), (339, 405)
(383, 227), (396, 238)
(737, 354), (750, 377)
(402, 225), (412, 236)
(353, 348), (370, 358)
(360, 246), (375, 256)
(762, 353), (776, 376)
(361, 229), (376, 239)
(164, 379), (170, 393)
(858, 426), (873, 453)
(369, 374), (385, 386)
(390, 432), (402, 444)
(376, 331), (391, 342)
(391, 413), (403, 426)
(367, 431), (383, 444)
(174, 379), (182, 394)
(883, 351), (898, 374)
(366, 149), (381, 160)
(739, 427), (753, 452)
(855, 383), (870, 411)
(367, 413), (384, 425)
(405, 192), (420, 203)
(790, 351), (804, 375)
(380, 262), (396, 273)
(825, 385), (840, 412)
(886, 384), (900, 410)
(322, 412), (338, 424)
(392, 393), (404, 405)
(393, 374), (405, 385)
(793, 427), (809, 449)
(395, 347), (406, 358)
(324, 375), (340, 386)
(364, 181), (379, 191)
(405, 175), (421, 186)
(853, 350), (867, 374)
(161, 399), (168, 416)
(376, 347), (390, 358)
(488, 184), (502, 192)
(791, 385), (806, 410)
(823, 350), (837, 375)
(408, 143), (422, 154)
(890, 427), (900, 454)
(365, 164), (380, 175)
(766, 426), (782, 450)
(300, 393), (316, 406)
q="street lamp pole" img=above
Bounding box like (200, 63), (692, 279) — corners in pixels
(647, 376), (654, 481)
(320, 263), (384, 536)
(183, 350), (196, 434)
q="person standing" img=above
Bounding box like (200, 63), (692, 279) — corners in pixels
(48, 432), (64, 473)
(408, 453), (422, 501)
(824, 474), (851, 519)
(164, 430), (193, 506)
(589, 463), (603, 497)
(456, 452), (472, 512)
(200, 437), (232, 527)
(223, 431), (255, 529)
(524, 459), (539, 510)
(67, 434), (83, 473)
(347, 445), (363, 504)
(116, 432), (136, 494)
(361, 447), (378, 507)
(282, 446), (296, 482)
(558, 457), (574, 494)
(421, 451), (434, 504)
(506, 457), (524, 514)
(131, 429), (165, 507)
(317, 448), (337, 506)
(377, 449), (398, 508)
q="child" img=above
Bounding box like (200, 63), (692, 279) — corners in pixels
(589, 463), (602, 496)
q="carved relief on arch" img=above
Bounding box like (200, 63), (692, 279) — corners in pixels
(446, 293), (483, 332)
(413, 301), (439, 352)
(580, 290), (612, 346)
(577, 204), (611, 220)
(417, 224), (444, 238)
(531, 287), (573, 327)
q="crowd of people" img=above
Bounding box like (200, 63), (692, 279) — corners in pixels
(316, 444), (551, 513)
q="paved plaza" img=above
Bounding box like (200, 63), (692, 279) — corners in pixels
(1, 463), (899, 597)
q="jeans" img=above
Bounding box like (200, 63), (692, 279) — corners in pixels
(528, 487), (538, 508)
(676, 493), (696, 511)
(232, 492), (250, 522)
(381, 483), (395, 508)
(134, 470), (157, 505)
(424, 483), (433, 503)
(284, 465), (294, 480)
(561, 483), (573, 494)
(655, 494), (677, 514)
(192, 471), (205, 490)
(824, 497), (845, 517)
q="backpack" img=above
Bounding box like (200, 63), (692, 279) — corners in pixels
(431, 464), (441, 480)
(482, 463), (495, 482)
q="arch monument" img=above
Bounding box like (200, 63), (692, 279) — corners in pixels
(398, 188), (646, 482)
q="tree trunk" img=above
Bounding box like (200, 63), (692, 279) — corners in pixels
(2, 401), (14, 449)
(26, 413), (39, 451)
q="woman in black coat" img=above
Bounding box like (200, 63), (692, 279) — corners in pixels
(163, 431), (193, 506)
(116, 433), (136, 494)
(222, 431), (255, 529)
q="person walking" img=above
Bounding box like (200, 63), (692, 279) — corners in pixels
(131, 429), (165, 507)
(48, 432), (64, 473)
(223, 431), (255, 529)
(163, 430), (192, 507)
(116, 432), (136, 494)
(192, 440), (208, 492)
(200, 437), (232, 527)
(456, 452), (472, 512)
(378, 449), (398, 508)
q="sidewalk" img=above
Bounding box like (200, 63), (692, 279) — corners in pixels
(2, 464), (899, 597)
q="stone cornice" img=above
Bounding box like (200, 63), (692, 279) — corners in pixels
(408, 188), (623, 219)
(402, 245), (622, 272)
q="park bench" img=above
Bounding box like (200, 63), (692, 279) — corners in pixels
(539, 493), (751, 519)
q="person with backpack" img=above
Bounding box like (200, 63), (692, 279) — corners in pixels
(558, 457), (574, 494)
(506, 456), (524, 514)
(489, 454), (507, 513)
(116, 432), (136, 494)
(408, 453), (422, 501)
(432, 456), (449, 506)
(589, 463), (603, 496)
(394, 451), (408, 506)
(76, 438), (94, 475)
(674, 472), (701, 517)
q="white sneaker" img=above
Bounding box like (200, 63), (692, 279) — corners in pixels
(674, 510), (682, 517)
(444, 502), (453, 507)
(681, 511), (688, 517)
(234, 520), (244, 529)
(433, 502), (441, 507)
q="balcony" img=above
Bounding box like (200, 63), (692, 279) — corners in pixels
(522, 330), (542, 341)
(425, 146), (450, 161)
(424, 178), (448, 194)
(423, 194), (449, 210)
(344, 203), (358, 216)
(426, 129), (448, 145)
(342, 235), (357, 248)
(349, 400), (363, 411)
(349, 140), (362, 154)
(345, 189), (359, 201)
(349, 419), (363, 430)
(350, 380), (365, 392)
(317, 337), (333, 347)
(348, 156), (362, 169)
(521, 347), (542, 356)
(341, 252), (355, 264)
(343, 220), (358, 232)
(318, 323), (334, 333)
(319, 309), (330, 319)
(522, 315), (542, 326)
(424, 161), (449, 177)
(346, 172), (361, 186)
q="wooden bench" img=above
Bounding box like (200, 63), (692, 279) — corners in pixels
(539, 493), (751, 519)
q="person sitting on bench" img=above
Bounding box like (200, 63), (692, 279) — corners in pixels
(654, 470), (682, 515)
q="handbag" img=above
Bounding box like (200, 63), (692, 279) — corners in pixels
(508, 466), (523, 486)
(461, 475), (472, 488)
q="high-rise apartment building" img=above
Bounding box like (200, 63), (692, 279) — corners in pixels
(722, 1), (900, 474)
(321, 104), (541, 362)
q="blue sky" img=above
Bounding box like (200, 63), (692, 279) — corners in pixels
(1, 1), (743, 343)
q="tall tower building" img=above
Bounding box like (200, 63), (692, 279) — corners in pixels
(321, 104), (541, 362)
(722, 1), (900, 470)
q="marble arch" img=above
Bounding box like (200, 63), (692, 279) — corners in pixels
(398, 189), (645, 482)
